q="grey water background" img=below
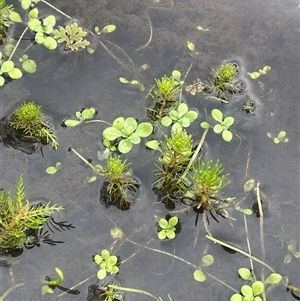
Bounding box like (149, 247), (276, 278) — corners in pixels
(0, 0), (299, 300)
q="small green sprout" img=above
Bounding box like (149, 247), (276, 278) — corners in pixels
(193, 254), (214, 282)
(119, 77), (145, 91)
(248, 66), (271, 79)
(63, 107), (97, 127)
(157, 216), (179, 240)
(201, 108), (234, 142)
(103, 117), (153, 154)
(46, 162), (61, 175)
(267, 131), (288, 144)
(94, 24), (116, 35)
(94, 249), (119, 280)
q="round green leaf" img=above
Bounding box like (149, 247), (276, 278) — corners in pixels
(0, 76), (4, 86)
(107, 255), (118, 266)
(46, 166), (57, 174)
(161, 116), (172, 127)
(63, 119), (81, 127)
(1, 60), (14, 73)
(41, 284), (54, 295)
(253, 297), (262, 301)
(244, 179), (255, 193)
(124, 117), (137, 132)
(158, 230), (167, 240)
(200, 121), (210, 129)
(4, 44), (14, 56)
(43, 26), (54, 34)
(81, 108), (96, 119)
(265, 273), (282, 284)
(193, 269), (206, 282)
(94, 254), (102, 265)
(28, 18), (42, 31)
(43, 15), (56, 27)
(43, 37), (57, 50)
(181, 116), (191, 127)
(28, 8), (39, 19)
(252, 281), (264, 295)
(213, 124), (223, 134)
(146, 140), (160, 150)
(135, 122), (153, 137)
(171, 123), (182, 133)
(111, 266), (119, 274)
(103, 127), (121, 140)
(222, 129), (233, 142)
(274, 137), (279, 144)
(119, 77), (129, 83)
(118, 139), (132, 154)
(21, 0), (32, 10)
(166, 230), (176, 239)
(97, 269), (107, 280)
(178, 103), (188, 116)
(243, 209), (253, 215)
(168, 216), (178, 227)
(112, 117), (124, 130)
(101, 249), (110, 259)
(158, 218), (168, 229)
(278, 131), (286, 139)
(22, 59), (37, 73)
(8, 68), (23, 79)
(128, 133), (141, 144)
(87, 176), (97, 183)
(102, 24), (116, 33)
(201, 254), (214, 266)
(169, 110), (180, 120)
(248, 72), (261, 79)
(211, 109), (223, 122)
(238, 268), (252, 280)
(9, 11), (22, 23)
(172, 70), (181, 82)
(230, 294), (243, 301)
(185, 110), (198, 121)
(35, 32), (45, 44)
(223, 116), (234, 127)
(241, 285), (253, 297)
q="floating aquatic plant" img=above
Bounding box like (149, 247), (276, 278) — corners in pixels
(94, 249), (120, 280)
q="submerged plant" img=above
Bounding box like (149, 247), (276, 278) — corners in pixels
(53, 22), (90, 51)
(267, 131), (288, 144)
(149, 129), (193, 209)
(147, 71), (182, 121)
(70, 148), (139, 210)
(9, 101), (59, 150)
(184, 159), (233, 225)
(0, 174), (63, 250)
(186, 62), (242, 102)
(94, 249), (120, 280)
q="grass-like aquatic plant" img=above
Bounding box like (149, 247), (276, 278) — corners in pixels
(0, 174), (63, 250)
(9, 101), (59, 150)
(0, 0), (13, 43)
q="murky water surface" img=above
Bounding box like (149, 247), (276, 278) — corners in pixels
(0, 0), (299, 300)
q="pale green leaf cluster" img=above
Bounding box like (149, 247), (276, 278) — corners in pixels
(94, 249), (119, 280)
(53, 22), (90, 51)
(63, 107), (97, 127)
(267, 131), (288, 144)
(157, 216), (178, 240)
(103, 117), (153, 153)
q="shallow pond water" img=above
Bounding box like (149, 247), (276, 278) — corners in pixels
(0, 0), (299, 300)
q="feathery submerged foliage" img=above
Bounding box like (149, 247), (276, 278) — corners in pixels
(0, 175), (63, 249)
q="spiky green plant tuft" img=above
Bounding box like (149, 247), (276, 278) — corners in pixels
(0, 0), (13, 43)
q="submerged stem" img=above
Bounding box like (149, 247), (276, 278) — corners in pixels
(108, 285), (160, 301)
(40, 0), (72, 19)
(8, 27), (28, 61)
